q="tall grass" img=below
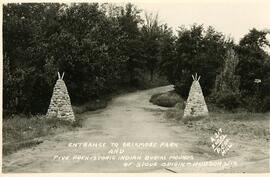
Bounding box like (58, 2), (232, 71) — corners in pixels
(165, 105), (270, 142)
(3, 115), (82, 155)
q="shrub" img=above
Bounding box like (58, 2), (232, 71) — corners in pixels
(72, 99), (108, 114)
(240, 94), (263, 112)
(174, 79), (192, 99)
(213, 91), (241, 111)
(150, 91), (182, 107)
(262, 96), (270, 113)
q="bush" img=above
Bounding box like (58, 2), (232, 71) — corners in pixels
(150, 91), (182, 107)
(174, 79), (192, 99)
(240, 94), (263, 112)
(73, 99), (108, 114)
(262, 96), (270, 113)
(212, 91), (241, 111)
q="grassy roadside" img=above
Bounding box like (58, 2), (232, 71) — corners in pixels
(157, 91), (270, 161)
(3, 77), (169, 156)
(189, 112), (269, 164)
(2, 115), (82, 156)
(150, 89), (270, 141)
(164, 100), (270, 142)
(2, 89), (125, 156)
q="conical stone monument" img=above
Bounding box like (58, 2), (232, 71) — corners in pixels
(46, 72), (75, 122)
(183, 73), (208, 119)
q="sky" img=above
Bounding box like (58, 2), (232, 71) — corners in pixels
(131, 1), (270, 43)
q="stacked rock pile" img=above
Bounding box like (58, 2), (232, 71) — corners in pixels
(46, 73), (75, 122)
(183, 73), (209, 119)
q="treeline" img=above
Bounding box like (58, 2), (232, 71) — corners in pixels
(161, 25), (270, 112)
(3, 3), (270, 115)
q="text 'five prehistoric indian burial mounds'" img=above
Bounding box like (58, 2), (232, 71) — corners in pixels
(183, 73), (209, 119)
(46, 72), (75, 122)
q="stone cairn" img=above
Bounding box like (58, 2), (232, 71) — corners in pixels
(46, 72), (75, 122)
(183, 73), (209, 119)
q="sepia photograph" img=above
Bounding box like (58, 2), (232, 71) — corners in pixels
(1, 0), (270, 174)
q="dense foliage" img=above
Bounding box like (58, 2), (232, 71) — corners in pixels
(3, 3), (170, 114)
(161, 25), (229, 98)
(236, 29), (270, 112)
(3, 3), (270, 115)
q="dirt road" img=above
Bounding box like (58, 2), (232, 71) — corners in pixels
(2, 85), (269, 173)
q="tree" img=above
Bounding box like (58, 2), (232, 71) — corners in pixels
(236, 28), (270, 112)
(214, 47), (240, 93)
(236, 28), (270, 96)
(161, 24), (227, 98)
(3, 3), (64, 114)
(3, 3), (149, 114)
(212, 47), (241, 111)
(117, 3), (144, 84)
(141, 12), (161, 81)
(159, 24), (176, 82)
